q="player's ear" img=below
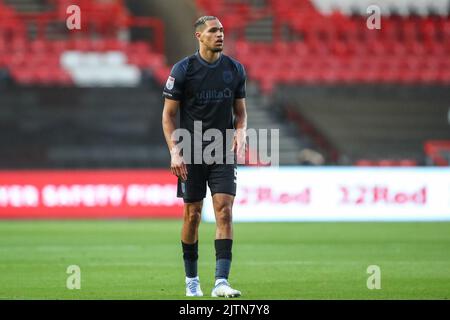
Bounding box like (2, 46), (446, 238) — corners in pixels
(195, 31), (202, 41)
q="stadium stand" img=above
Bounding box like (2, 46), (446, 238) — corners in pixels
(196, 0), (450, 93)
(1, 0), (449, 167)
(0, 0), (169, 87)
(424, 140), (450, 166)
(0, 0), (172, 168)
(275, 85), (450, 164)
(0, 86), (169, 168)
(311, 0), (450, 16)
(194, 0), (450, 165)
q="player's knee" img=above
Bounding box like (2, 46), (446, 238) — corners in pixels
(215, 204), (232, 226)
(185, 208), (202, 225)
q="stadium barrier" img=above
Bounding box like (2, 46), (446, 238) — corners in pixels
(1, 168), (449, 221)
(0, 170), (183, 219)
(203, 167), (450, 222)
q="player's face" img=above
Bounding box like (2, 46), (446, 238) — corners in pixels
(198, 19), (224, 52)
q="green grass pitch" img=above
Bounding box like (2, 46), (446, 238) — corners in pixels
(0, 220), (449, 299)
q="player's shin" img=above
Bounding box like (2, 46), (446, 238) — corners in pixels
(214, 239), (233, 283)
(182, 240), (198, 278)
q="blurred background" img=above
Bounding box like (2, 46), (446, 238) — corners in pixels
(0, 0), (449, 219)
(1, 0), (450, 300)
(0, 0), (449, 169)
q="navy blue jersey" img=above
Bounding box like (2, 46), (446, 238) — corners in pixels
(163, 51), (246, 137)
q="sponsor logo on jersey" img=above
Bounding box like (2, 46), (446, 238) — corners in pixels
(196, 88), (232, 102)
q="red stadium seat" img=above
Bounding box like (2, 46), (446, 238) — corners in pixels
(29, 40), (48, 54)
(1, 0), (448, 88)
(227, 0), (450, 87)
(11, 68), (34, 85)
(398, 159), (418, 167)
(126, 41), (151, 54)
(128, 52), (165, 69)
(48, 40), (68, 54)
(70, 38), (92, 51)
(259, 79), (275, 95)
(10, 37), (27, 53)
(378, 160), (397, 167)
(103, 39), (128, 51)
(34, 66), (53, 86)
(355, 160), (375, 166)
(437, 70), (450, 84)
(152, 66), (171, 85)
(422, 42), (442, 56)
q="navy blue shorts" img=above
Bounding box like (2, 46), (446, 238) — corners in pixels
(177, 163), (237, 203)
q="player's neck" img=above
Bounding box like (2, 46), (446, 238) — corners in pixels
(198, 47), (221, 64)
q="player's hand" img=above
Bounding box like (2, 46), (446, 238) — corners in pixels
(170, 147), (188, 181)
(231, 129), (247, 162)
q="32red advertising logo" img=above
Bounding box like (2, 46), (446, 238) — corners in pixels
(236, 187), (311, 205)
(340, 185), (427, 205)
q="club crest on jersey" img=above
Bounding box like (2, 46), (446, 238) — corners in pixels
(166, 76), (175, 90)
(223, 70), (233, 84)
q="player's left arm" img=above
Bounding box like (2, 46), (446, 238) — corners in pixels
(232, 98), (247, 160)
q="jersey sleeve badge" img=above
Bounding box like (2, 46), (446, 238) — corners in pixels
(166, 76), (175, 90)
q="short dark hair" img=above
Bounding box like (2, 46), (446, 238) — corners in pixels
(194, 16), (217, 31)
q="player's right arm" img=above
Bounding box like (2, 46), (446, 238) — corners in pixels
(162, 58), (188, 180)
(162, 98), (187, 181)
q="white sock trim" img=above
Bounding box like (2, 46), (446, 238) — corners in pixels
(186, 276), (199, 283)
(215, 278), (228, 286)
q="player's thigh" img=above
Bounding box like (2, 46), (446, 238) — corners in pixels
(207, 163), (237, 198)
